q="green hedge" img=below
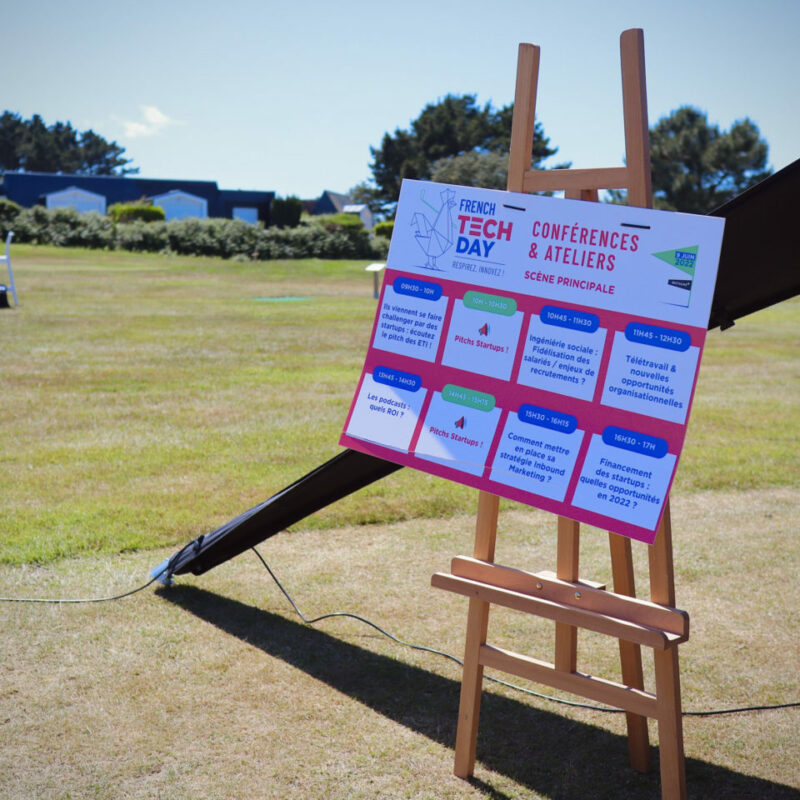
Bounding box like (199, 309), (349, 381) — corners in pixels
(12, 207), (117, 249)
(0, 198), (21, 235)
(314, 212), (364, 230)
(270, 195), (302, 228)
(108, 203), (166, 223)
(115, 220), (169, 252)
(4, 205), (389, 260)
(373, 220), (394, 238)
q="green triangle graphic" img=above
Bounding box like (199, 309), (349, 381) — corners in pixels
(652, 245), (698, 276)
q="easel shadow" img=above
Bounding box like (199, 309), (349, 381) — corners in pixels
(159, 586), (799, 800)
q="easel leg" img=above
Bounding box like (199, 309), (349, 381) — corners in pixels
(454, 596), (489, 777)
(453, 491), (499, 777)
(648, 501), (687, 798)
(554, 516), (580, 672)
(654, 647), (687, 800)
(609, 532), (651, 772)
(649, 502), (676, 607)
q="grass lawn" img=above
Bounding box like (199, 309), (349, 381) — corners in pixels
(3, 245), (797, 565)
(2, 245), (475, 564)
(0, 245), (798, 798)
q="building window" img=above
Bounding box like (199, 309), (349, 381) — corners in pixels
(232, 207), (259, 224)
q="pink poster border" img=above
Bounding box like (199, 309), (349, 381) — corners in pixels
(340, 268), (708, 544)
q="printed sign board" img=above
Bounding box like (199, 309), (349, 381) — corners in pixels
(340, 180), (724, 543)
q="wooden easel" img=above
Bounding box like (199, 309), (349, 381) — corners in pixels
(431, 30), (689, 799)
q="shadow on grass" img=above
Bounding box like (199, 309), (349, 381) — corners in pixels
(160, 585), (799, 800)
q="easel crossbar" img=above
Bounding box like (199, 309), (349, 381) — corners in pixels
(480, 645), (658, 718)
(450, 556), (689, 637)
(432, 571), (685, 650)
(522, 166), (630, 193)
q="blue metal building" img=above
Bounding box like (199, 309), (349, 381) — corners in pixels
(1, 171), (274, 223)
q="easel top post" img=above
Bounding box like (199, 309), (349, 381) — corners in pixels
(506, 43), (540, 194)
(620, 28), (653, 208)
(510, 29), (653, 208)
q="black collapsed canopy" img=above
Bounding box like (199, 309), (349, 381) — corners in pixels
(708, 158), (800, 330)
(166, 449), (400, 578)
(159, 161), (799, 582)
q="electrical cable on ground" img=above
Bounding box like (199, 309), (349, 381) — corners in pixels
(0, 574), (162, 603)
(1, 549), (797, 719)
(0, 543), (192, 604)
(250, 547), (800, 719)
(248, 546), (619, 713)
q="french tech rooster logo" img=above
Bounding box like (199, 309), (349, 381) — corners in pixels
(410, 188), (456, 269)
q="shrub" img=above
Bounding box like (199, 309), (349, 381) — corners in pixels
(311, 212), (364, 231)
(108, 203), (165, 223)
(230, 220), (389, 260)
(5, 206), (387, 260)
(11, 206), (114, 248)
(370, 235), (391, 259)
(210, 218), (260, 258)
(71, 211), (116, 249)
(0, 198), (21, 237)
(170, 217), (260, 259)
(115, 220), (169, 252)
(47, 207), (91, 247)
(12, 206), (55, 244)
(373, 220), (394, 239)
(245, 224), (377, 261)
(166, 217), (220, 256)
(270, 196), (302, 228)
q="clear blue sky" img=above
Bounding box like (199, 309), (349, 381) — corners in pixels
(4, 0), (798, 199)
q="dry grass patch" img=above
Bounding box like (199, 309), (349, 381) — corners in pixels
(1, 246), (798, 797)
(1, 487), (797, 799)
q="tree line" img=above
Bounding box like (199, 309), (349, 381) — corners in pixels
(1, 102), (771, 216)
(0, 112), (135, 176)
(351, 94), (771, 215)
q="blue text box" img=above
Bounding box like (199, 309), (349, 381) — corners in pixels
(602, 426), (668, 458)
(540, 305), (599, 334)
(625, 322), (691, 352)
(518, 404), (577, 434)
(393, 277), (443, 301)
(373, 366), (422, 392)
